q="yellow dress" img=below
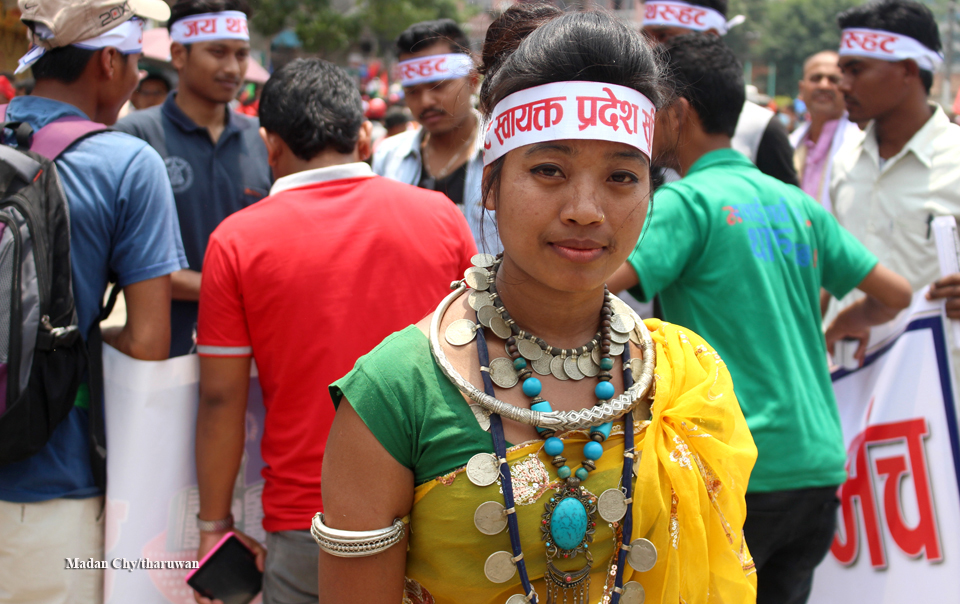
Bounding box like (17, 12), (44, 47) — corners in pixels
(401, 320), (758, 604)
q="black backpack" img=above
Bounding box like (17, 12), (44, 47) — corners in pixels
(0, 107), (113, 488)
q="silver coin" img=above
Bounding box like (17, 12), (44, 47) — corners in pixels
(532, 354), (553, 376)
(550, 355), (569, 381)
(591, 347), (602, 365)
(478, 305), (499, 328)
(489, 316), (512, 339)
(597, 488), (628, 523)
(469, 404), (491, 431)
(465, 268), (490, 291)
(609, 295), (633, 317)
(609, 342), (625, 356)
(474, 501), (508, 535)
(627, 538), (658, 572)
(630, 329), (643, 346)
(468, 290), (494, 311)
(471, 253), (497, 268)
(578, 353), (600, 377)
(611, 329), (631, 344)
(506, 595), (529, 604)
(629, 357), (644, 378)
(564, 355), (585, 380)
(466, 453), (500, 487)
(484, 550), (517, 584)
(611, 313), (636, 334)
(445, 319), (478, 346)
(490, 357), (519, 389)
(620, 581), (645, 604)
(517, 339), (543, 361)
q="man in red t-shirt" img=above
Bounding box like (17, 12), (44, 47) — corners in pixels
(193, 58), (476, 604)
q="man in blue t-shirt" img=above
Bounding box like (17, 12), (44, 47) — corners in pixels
(0, 1), (187, 602)
(116, 0), (271, 357)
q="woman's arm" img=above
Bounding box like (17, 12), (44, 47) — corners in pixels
(318, 399), (415, 603)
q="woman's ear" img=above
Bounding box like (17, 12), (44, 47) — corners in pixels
(482, 165), (497, 211)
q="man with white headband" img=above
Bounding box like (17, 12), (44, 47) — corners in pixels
(829, 0), (960, 378)
(373, 19), (499, 253)
(642, 0), (800, 187)
(116, 0), (271, 357)
(0, 1), (188, 602)
(608, 34), (911, 604)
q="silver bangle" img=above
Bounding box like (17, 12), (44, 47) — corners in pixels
(196, 513), (234, 533)
(311, 513), (406, 558)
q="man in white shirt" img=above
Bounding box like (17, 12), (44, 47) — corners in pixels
(831, 0), (960, 342)
(789, 51), (861, 212)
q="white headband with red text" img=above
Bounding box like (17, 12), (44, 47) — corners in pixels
(16, 18), (143, 75)
(482, 81), (656, 166)
(642, 1), (744, 35)
(839, 28), (943, 72)
(170, 11), (249, 44)
(395, 53), (474, 87)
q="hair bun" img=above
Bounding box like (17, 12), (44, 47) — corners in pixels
(479, 3), (563, 78)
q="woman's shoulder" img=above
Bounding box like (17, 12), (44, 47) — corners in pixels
(644, 318), (732, 400)
(330, 325), (433, 407)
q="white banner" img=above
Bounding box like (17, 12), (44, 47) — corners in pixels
(810, 291), (960, 602)
(101, 346), (265, 604)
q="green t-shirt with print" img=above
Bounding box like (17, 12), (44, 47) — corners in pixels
(628, 148), (876, 492)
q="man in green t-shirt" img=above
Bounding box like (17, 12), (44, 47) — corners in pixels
(608, 34), (912, 604)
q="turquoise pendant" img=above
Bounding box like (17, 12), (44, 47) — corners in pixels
(540, 484), (598, 604)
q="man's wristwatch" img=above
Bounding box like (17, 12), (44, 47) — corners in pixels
(196, 513), (234, 533)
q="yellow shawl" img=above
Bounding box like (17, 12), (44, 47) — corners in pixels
(403, 319), (758, 604)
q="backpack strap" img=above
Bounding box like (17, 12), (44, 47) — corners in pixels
(0, 104), (108, 161)
(29, 116), (108, 161)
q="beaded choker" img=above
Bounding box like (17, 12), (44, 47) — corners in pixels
(430, 254), (657, 604)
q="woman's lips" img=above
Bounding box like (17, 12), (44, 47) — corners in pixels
(550, 240), (606, 263)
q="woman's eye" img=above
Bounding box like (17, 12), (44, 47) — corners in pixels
(532, 164), (563, 178)
(610, 171), (639, 184)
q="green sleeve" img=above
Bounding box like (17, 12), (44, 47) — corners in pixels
(329, 327), (425, 471)
(627, 184), (706, 302)
(810, 199), (878, 298)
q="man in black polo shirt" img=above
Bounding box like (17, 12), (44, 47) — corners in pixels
(116, 0), (271, 356)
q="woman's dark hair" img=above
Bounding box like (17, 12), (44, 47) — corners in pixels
(664, 33), (744, 137)
(478, 3), (562, 78)
(395, 19), (470, 57)
(168, 0), (252, 31)
(259, 58), (363, 160)
(837, 0), (941, 93)
(478, 6), (669, 209)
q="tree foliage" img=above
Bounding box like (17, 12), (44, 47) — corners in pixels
(723, 0), (860, 96)
(248, 0), (474, 56)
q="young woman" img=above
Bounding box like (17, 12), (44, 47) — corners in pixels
(316, 7), (758, 604)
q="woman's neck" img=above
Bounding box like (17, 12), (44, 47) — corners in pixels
(495, 256), (605, 349)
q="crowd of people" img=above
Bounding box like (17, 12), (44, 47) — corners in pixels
(0, 0), (958, 603)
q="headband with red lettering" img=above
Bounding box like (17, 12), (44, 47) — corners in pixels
(482, 81), (656, 166)
(395, 53), (474, 87)
(839, 28), (943, 72)
(170, 11), (250, 44)
(16, 18), (143, 75)
(642, 1), (744, 35)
